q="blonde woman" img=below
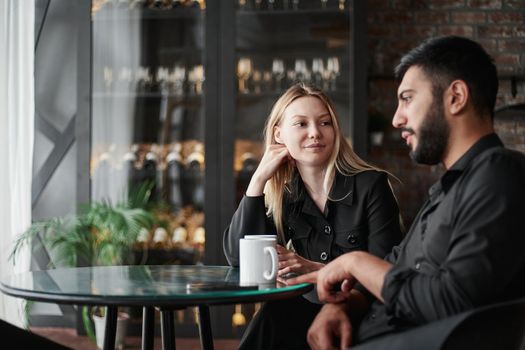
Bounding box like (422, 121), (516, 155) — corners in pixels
(223, 83), (402, 350)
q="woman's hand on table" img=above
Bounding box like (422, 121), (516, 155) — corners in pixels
(276, 244), (324, 278)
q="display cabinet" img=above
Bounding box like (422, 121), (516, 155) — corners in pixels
(83, 0), (366, 338)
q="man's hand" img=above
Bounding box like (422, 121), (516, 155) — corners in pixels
(307, 303), (353, 350)
(315, 254), (357, 303)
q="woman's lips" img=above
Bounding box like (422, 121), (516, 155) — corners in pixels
(304, 143), (325, 149)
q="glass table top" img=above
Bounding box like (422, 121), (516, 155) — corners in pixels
(0, 265), (313, 307)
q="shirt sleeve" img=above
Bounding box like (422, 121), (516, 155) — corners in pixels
(381, 151), (525, 324)
(223, 195), (277, 266)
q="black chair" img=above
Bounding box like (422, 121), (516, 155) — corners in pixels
(352, 297), (525, 350)
(0, 319), (72, 350)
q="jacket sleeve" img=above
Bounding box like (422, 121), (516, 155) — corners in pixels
(223, 195), (278, 266)
(354, 171), (403, 301)
(365, 172), (403, 259)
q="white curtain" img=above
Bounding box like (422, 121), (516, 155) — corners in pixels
(91, 7), (139, 204)
(0, 0), (35, 327)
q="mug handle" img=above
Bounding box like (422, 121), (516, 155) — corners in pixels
(263, 246), (278, 281)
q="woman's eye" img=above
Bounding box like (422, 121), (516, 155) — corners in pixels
(320, 120), (332, 126)
(294, 122), (306, 127)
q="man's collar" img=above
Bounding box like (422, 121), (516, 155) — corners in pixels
(435, 133), (503, 195)
(448, 133), (503, 172)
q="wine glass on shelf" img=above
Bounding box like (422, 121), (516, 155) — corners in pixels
(271, 58), (284, 92)
(118, 66), (133, 93)
(238, 0), (247, 10)
(339, 0), (345, 11)
(263, 71), (272, 92)
(237, 58), (253, 94)
(312, 58), (324, 87)
(156, 66), (170, 94)
(292, 0), (299, 10)
(327, 57), (340, 91)
(193, 65), (205, 95)
(287, 69), (297, 86)
(255, 0), (263, 10)
(252, 70), (262, 94)
(170, 64), (186, 96)
(268, 0), (275, 10)
(103, 66), (114, 92)
(135, 66), (153, 93)
(294, 59), (308, 82)
(320, 0), (328, 9)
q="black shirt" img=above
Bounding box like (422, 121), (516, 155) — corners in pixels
(357, 133), (525, 342)
(223, 170), (402, 267)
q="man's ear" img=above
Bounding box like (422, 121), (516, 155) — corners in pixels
(447, 80), (469, 115)
(274, 126), (283, 144)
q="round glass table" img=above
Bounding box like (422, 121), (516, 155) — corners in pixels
(0, 265), (313, 350)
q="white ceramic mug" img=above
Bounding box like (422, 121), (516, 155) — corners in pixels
(239, 237), (278, 286)
(243, 235), (278, 240)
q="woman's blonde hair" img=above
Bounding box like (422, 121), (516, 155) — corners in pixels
(263, 83), (384, 241)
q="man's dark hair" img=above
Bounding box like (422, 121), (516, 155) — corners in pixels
(394, 36), (498, 120)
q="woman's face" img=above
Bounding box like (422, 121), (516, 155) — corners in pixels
(274, 96), (335, 169)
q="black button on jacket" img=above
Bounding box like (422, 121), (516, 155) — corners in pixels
(223, 170), (403, 269)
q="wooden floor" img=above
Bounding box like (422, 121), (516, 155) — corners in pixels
(31, 327), (240, 350)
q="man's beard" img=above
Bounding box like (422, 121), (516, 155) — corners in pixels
(410, 98), (449, 165)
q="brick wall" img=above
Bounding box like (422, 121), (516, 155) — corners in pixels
(365, 0), (525, 229)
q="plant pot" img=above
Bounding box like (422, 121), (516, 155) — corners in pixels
(93, 312), (130, 350)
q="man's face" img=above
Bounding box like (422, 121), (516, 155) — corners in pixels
(392, 66), (450, 165)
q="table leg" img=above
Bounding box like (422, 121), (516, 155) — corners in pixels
(142, 306), (155, 350)
(160, 309), (176, 350)
(198, 305), (214, 350)
(103, 306), (117, 350)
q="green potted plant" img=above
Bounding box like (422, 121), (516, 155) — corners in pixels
(10, 181), (155, 346)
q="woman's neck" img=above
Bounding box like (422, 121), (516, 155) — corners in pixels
(297, 165), (332, 212)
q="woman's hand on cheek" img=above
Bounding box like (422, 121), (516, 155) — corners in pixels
(246, 144), (291, 196)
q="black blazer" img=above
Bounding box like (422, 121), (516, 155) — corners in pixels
(223, 170), (402, 267)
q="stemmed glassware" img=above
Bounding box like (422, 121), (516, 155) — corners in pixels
(271, 58), (284, 92)
(156, 66), (170, 94)
(294, 59), (308, 82)
(118, 66), (133, 92)
(326, 57), (340, 91)
(311, 58), (324, 87)
(237, 58), (253, 94)
(189, 65), (205, 95)
(135, 66), (153, 93)
(103, 66), (114, 92)
(170, 64), (186, 96)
